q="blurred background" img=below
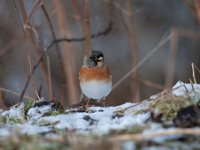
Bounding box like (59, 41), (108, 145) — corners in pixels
(0, 0), (200, 107)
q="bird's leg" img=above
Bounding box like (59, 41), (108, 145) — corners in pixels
(79, 92), (84, 102)
(86, 97), (91, 107)
(102, 97), (106, 107)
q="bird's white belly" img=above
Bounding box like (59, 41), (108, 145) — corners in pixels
(80, 80), (112, 100)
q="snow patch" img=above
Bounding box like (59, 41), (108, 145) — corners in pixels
(39, 103), (150, 135)
(2, 103), (25, 120)
(27, 105), (53, 120)
(172, 81), (200, 96)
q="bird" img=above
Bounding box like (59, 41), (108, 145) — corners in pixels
(79, 50), (112, 106)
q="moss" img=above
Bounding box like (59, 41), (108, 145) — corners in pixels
(1, 115), (25, 124)
(150, 95), (192, 122)
(24, 100), (34, 114)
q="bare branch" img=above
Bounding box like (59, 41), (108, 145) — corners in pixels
(110, 128), (200, 142)
(40, 0), (66, 102)
(18, 4), (113, 102)
(112, 33), (173, 91)
(164, 28), (178, 89)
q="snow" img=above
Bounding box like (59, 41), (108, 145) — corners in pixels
(0, 128), (10, 137)
(38, 103), (150, 135)
(0, 81), (200, 141)
(172, 81), (200, 104)
(2, 103), (25, 121)
(172, 81), (200, 96)
(16, 123), (51, 135)
(122, 140), (136, 150)
(27, 105), (53, 120)
(0, 101), (150, 138)
(142, 123), (182, 143)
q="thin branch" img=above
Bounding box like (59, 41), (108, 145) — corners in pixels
(83, 0), (92, 58)
(54, 0), (79, 105)
(47, 56), (53, 99)
(192, 62), (197, 84)
(110, 128), (200, 142)
(112, 33), (173, 91)
(40, 0), (66, 102)
(195, 0), (200, 25)
(127, 0), (138, 101)
(193, 63), (200, 74)
(0, 88), (6, 109)
(0, 39), (22, 61)
(136, 75), (164, 90)
(25, 0), (42, 24)
(164, 28), (178, 89)
(18, 12), (112, 102)
(0, 87), (33, 100)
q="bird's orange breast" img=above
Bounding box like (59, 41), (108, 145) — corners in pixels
(79, 66), (111, 83)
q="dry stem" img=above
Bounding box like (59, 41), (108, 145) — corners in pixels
(54, 0), (78, 105)
(112, 33), (173, 91)
(47, 56), (53, 99)
(110, 128), (200, 142)
(40, 1), (66, 102)
(192, 63), (197, 84)
(164, 28), (178, 89)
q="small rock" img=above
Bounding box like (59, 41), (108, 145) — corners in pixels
(174, 105), (200, 128)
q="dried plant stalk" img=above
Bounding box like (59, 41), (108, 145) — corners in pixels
(127, 0), (138, 102)
(110, 128), (200, 142)
(191, 63), (197, 84)
(195, 0), (200, 24)
(40, 2), (66, 103)
(112, 33), (173, 91)
(165, 29), (178, 89)
(47, 56), (53, 99)
(53, 0), (78, 105)
(83, 0), (92, 59)
(0, 88), (6, 109)
(17, 0), (50, 101)
(0, 87), (33, 100)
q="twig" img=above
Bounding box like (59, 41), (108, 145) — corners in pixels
(192, 62), (197, 84)
(40, 0), (66, 103)
(13, 0), (28, 41)
(0, 88), (6, 109)
(164, 28), (178, 89)
(0, 87), (33, 100)
(14, 0), (49, 101)
(127, 0), (138, 101)
(25, 0), (42, 25)
(195, 0), (200, 25)
(47, 56), (53, 99)
(83, 0), (92, 58)
(110, 128), (200, 142)
(112, 33), (173, 91)
(193, 63), (200, 74)
(137, 76), (164, 90)
(18, 14), (113, 103)
(54, 0), (78, 105)
(0, 39), (22, 61)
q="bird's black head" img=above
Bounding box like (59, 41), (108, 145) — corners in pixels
(87, 50), (104, 68)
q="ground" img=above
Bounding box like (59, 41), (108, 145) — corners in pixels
(0, 81), (200, 150)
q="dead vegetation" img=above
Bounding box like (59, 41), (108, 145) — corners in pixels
(0, 0), (200, 149)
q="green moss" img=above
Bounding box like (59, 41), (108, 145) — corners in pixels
(150, 95), (192, 122)
(1, 115), (25, 124)
(24, 100), (34, 114)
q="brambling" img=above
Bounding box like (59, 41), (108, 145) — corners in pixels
(79, 50), (112, 105)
